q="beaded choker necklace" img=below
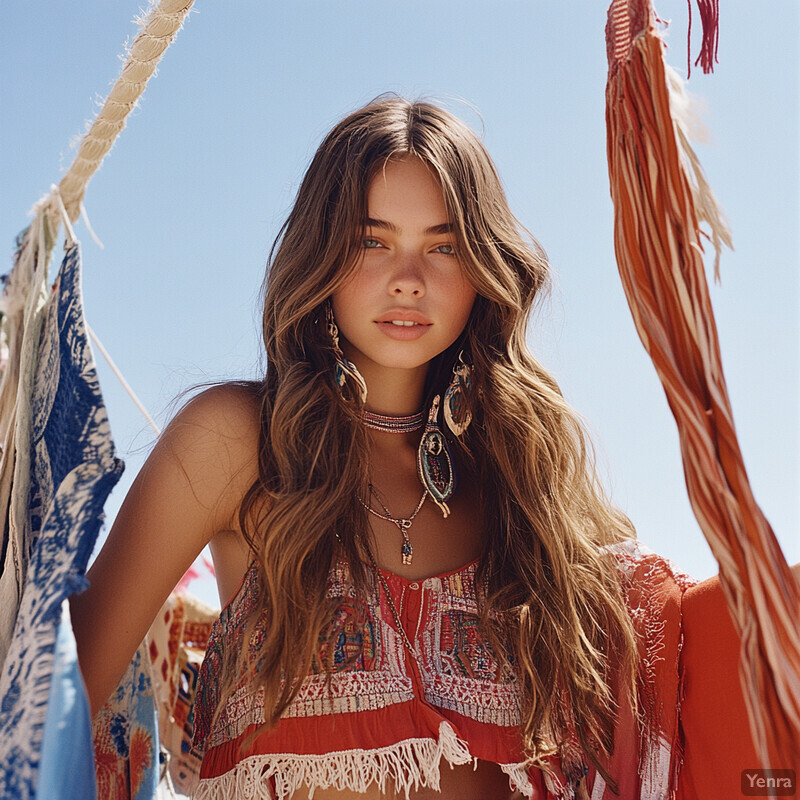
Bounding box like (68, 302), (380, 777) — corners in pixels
(362, 409), (425, 434)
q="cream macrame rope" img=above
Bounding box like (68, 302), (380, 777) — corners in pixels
(1, 0), (192, 458)
(57, 0), (196, 223)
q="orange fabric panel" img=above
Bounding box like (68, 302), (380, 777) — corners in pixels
(677, 575), (793, 800)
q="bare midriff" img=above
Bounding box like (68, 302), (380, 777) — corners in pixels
(286, 758), (526, 799)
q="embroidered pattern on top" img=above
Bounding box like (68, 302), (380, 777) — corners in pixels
(196, 560), (414, 751)
(195, 557), (527, 750)
(193, 539), (696, 800)
(419, 569), (522, 728)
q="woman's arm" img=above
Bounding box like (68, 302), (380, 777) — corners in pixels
(69, 383), (261, 716)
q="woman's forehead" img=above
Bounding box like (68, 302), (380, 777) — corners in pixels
(365, 157), (451, 230)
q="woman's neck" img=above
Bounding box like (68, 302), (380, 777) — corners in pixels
(353, 362), (428, 417)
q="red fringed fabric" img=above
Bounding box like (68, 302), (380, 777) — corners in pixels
(604, 0), (800, 772)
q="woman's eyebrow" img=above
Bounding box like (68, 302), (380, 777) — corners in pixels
(365, 218), (454, 235)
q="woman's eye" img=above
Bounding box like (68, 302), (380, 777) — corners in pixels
(363, 238), (382, 249)
(435, 244), (455, 255)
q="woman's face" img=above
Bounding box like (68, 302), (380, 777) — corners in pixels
(332, 156), (476, 377)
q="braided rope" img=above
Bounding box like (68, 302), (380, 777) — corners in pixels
(57, 0), (196, 222)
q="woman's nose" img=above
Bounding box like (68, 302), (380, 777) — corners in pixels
(388, 253), (425, 298)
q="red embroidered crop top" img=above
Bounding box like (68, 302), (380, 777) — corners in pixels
(192, 541), (710, 800)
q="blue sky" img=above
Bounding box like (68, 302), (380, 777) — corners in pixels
(1, 0), (797, 606)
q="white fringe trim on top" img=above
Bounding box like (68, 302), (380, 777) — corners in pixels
(499, 760), (536, 798)
(193, 720), (536, 799)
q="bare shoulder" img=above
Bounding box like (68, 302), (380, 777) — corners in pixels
(166, 382), (262, 458)
(169, 384), (268, 598)
(172, 381), (262, 432)
(71, 381), (265, 714)
(155, 382), (263, 524)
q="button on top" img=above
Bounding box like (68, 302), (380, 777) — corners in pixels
(408, 581), (420, 590)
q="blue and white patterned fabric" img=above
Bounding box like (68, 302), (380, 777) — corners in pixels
(0, 242), (124, 799)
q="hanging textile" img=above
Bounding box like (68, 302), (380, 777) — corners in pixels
(36, 603), (98, 800)
(0, 215), (53, 668)
(92, 640), (160, 800)
(146, 590), (217, 794)
(0, 240), (125, 799)
(0, 3), (199, 795)
(604, 0), (800, 770)
(0, 0), (196, 674)
(0, 3), (201, 796)
(90, 583), (217, 798)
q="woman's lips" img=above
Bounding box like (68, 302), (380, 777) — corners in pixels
(374, 320), (432, 340)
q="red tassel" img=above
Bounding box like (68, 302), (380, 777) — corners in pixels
(686, 0), (720, 77)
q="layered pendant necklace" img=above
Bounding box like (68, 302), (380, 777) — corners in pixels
(359, 408), (427, 565)
(359, 483), (427, 565)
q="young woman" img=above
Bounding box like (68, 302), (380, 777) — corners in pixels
(70, 97), (779, 800)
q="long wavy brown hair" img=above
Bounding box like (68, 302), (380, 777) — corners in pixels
(228, 95), (639, 788)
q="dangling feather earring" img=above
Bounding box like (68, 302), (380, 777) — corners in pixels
(326, 302), (368, 403)
(417, 395), (455, 518)
(443, 352), (472, 437)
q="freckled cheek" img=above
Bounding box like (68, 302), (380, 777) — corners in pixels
(455, 297), (477, 333)
(333, 281), (386, 346)
(444, 275), (477, 322)
(340, 269), (380, 301)
(331, 285), (360, 332)
(333, 270), (372, 307)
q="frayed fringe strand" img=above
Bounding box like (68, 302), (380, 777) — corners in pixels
(664, 62), (732, 281)
(194, 722), (474, 800)
(686, 0), (720, 77)
(500, 761), (536, 798)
